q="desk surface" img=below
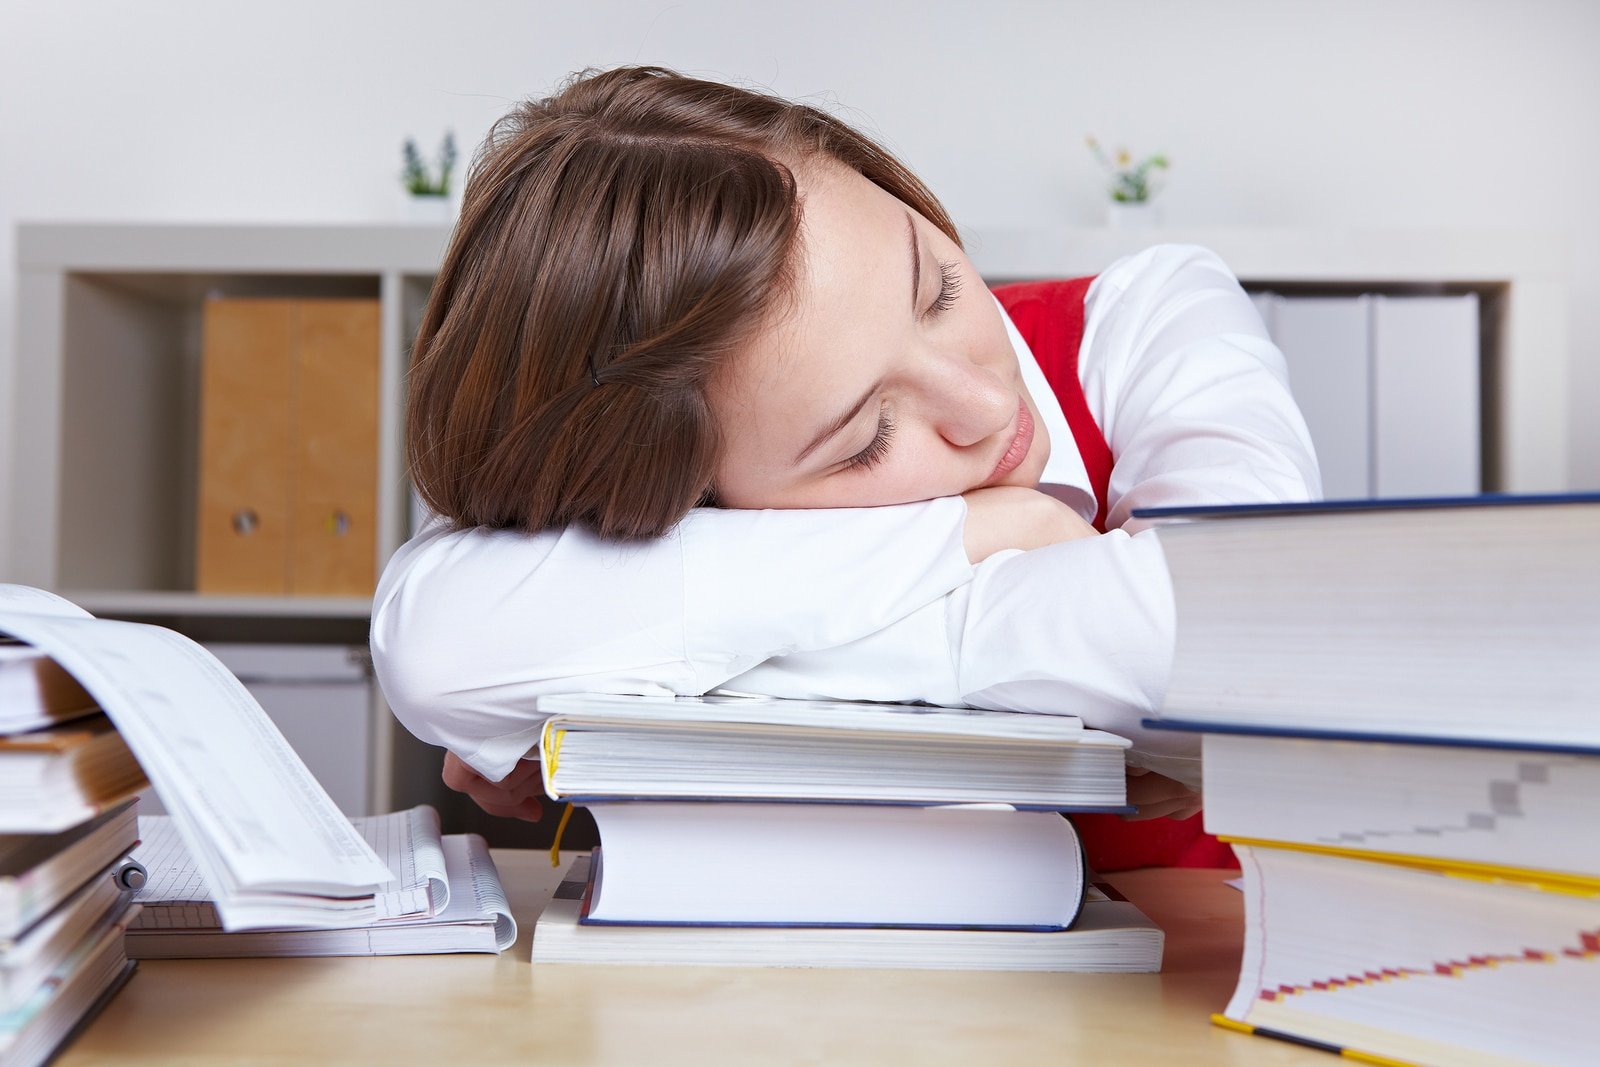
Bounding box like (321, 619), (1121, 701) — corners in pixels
(59, 853), (1319, 1066)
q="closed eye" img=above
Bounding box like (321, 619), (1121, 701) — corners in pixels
(843, 409), (896, 471)
(927, 260), (963, 317)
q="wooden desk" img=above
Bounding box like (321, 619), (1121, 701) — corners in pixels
(58, 854), (1320, 1066)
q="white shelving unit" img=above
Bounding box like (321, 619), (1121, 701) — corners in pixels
(7, 221), (1570, 811)
(970, 226), (1569, 494)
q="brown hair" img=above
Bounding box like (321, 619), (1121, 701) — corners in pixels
(406, 65), (959, 540)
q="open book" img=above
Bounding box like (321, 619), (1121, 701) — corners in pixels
(0, 584), (393, 930)
(127, 810), (514, 958)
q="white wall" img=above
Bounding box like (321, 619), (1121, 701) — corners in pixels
(3, 0), (1597, 573)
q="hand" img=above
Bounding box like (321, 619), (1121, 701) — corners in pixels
(1122, 766), (1203, 822)
(441, 751), (546, 821)
(960, 486), (1099, 563)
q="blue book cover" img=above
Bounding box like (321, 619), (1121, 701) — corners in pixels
(1141, 717), (1600, 758)
(1133, 490), (1600, 521)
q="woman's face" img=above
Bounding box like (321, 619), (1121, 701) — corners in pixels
(711, 159), (1050, 510)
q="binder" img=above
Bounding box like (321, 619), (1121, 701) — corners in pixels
(195, 298), (379, 596)
(1372, 294), (1480, 496)
(1258, 294), (1373, 499)
(293, 301), (380, 596)
(196, 299), (295, 594)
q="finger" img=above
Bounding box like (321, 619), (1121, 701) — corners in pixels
(1123, 796), (1203, 822)
(441, 752), (482, 792)
(1167, 800), (1204, 822)
(1125, 779), (1196, 808)
(499, 758), (544, 789)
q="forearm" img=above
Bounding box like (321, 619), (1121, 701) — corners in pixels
(727, 527), (1199, 788)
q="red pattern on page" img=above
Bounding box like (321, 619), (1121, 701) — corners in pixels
(1256, 928), (1600, 1002)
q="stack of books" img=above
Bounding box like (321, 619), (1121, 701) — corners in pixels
(1147, 493), (1600, 1066)
(1, 621), (145, 1067)
(0, 580), (526, 1061)
(527, 693), (1165, 971)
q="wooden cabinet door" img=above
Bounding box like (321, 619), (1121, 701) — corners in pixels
(196, 299), (295, 594)
(196, 298), (380, 596)
(293, 301), (380, 596)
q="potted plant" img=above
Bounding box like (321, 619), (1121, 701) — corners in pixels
(400, 132), (458, 222)
(1085, 136), (1169, 228)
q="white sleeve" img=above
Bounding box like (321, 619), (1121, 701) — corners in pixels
(369, 500), (973, 781)
(727, 528), (1193, 774)
(1082, 244), (1323, 531)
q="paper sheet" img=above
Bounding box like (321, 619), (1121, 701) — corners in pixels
(133, 806), (450, 930)
(0, 585), (391, 929)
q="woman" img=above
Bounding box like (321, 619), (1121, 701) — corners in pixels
(373, 66), (1320, 864)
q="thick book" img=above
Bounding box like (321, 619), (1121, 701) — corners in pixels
(126, 833), (515, 958)
(532, 855), (1162, 972)
(0, 644), (97, 734)
(1, 879), (132, 1014)
(0, 802), (139, 941)
(0, 716), (148, 833)
(535, 692), (1130, 809)
(1222, 842), (1598, 1067)
(1184, 729), (1600, 883)
(1143, 494), (1600, 749)
(0, 909), (136, 1067)
(0, 583), (393, 930)
(578, 802), (1085, 929)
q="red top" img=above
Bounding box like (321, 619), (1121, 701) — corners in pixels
(992, 278), (1235, 872)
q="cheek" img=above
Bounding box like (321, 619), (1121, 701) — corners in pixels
(960, 291), (1016, 373)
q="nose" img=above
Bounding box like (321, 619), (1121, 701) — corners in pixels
(922, 350), (1014, 448)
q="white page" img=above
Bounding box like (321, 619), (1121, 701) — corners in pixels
(349, 806), (448, 920)
(537, 692), (1092, 740)
(386, 835), (514, 949)
(128, 833), (515, 956)
(0, 585), (91, 620)
(0, 586), (390, 929)
(133, 806), (449, 929)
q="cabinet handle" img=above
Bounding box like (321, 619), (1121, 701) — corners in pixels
(231, 508), (260, 536)
(326, 509), (352, 537)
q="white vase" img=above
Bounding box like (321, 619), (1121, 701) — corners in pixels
(1106, 201), (1162, 229)
(402, 193), (454, 225)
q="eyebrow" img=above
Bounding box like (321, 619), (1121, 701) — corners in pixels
(906, 210), (920, 311)
(793, 382), (878, 466)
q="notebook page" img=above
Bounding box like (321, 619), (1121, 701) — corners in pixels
(133, 807), (449, 929)
(459, 834), (515, 950)
(129, 817), (221, 929)
(375, 835), (515, 950)
(349, 807), (448, 919)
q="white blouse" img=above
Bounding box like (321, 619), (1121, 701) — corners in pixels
(370, 244), (1321, 790)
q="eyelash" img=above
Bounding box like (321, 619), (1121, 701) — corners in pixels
(928, 261), (963, 316)
(838, 259), (957, 474)
(844, 409), (896, 471)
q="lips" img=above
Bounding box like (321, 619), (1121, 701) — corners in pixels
(987, 400), (1034, 483)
